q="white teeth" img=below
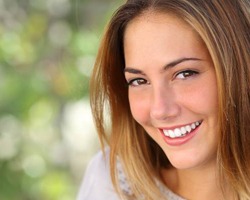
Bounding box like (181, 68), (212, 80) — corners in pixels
(169, 130), (175, 138)
(174, 128), (181, 137)
(162, 121), (201, 139)
(185, 125), (192, 133)
(163, 130), (169, 136)
(191, 123), (195, 129)
(180, 127), (186, 134)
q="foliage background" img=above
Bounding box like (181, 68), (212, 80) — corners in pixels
(0, 0), (121, 199)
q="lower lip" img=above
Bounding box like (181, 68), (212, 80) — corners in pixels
(161, 125), (201, 146)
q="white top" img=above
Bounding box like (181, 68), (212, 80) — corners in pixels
(77, 148), (185, 200)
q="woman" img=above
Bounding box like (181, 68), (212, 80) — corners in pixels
(78, 0), (250, 199)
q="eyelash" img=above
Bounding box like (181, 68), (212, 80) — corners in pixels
(127, 78), (149, 87)
(127, 70), (199, 87)
(175, 70), (198, 79)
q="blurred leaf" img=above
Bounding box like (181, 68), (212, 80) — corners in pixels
(0, 0), (122, 199)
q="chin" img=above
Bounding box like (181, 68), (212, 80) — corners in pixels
(165, 150), (217, 170)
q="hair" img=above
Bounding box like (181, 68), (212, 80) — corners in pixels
(90, 0), (250, 199)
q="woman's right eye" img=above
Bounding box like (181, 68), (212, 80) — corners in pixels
(127, 78), (149, 87)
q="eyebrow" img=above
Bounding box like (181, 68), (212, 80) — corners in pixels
(124, 57), (202, 74)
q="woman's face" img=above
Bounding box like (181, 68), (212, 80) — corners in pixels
(124, 12), (219, 170)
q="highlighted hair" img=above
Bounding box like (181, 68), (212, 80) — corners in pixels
(90, 0), (250, 199)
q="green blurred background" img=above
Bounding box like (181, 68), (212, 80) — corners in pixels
(0, 0), (121, 199)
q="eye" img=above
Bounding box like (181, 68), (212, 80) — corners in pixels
(175, 70), (198, 79)
(127, 78), (149, 87)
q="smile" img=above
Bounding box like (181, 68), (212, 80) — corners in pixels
(161, 121), (202, 139)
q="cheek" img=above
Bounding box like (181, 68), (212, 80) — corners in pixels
(177, 72), (218, 115)
(129, 93), (150, 125)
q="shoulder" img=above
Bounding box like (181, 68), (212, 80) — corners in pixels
(77, 148), (120, 200)
(77, 148), (185, 200)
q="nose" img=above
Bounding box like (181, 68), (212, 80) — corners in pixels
(150, 85), (180, 121)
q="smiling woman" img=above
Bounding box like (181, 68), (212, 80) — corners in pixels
(77, 1), (250, 200)
(124, 13), (219, 172)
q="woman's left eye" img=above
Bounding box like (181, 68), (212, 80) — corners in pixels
(175, 70), (198, 79)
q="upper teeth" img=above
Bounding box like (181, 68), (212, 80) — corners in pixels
(163, 121), (201, 138)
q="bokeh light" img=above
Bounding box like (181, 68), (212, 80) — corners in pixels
(0, 0), (122, 199)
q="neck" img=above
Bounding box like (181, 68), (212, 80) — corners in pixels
(161, 163), (233, 200)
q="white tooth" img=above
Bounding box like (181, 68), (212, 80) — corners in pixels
(195, 121), (199, 126)
(185, 125), (192, 133)
(180, 127), (186, 134)
(163, 130), (169, 136)
(174, 128), (181, 137)
(168, 130), (175, 138)
(191, 123), (196, 129)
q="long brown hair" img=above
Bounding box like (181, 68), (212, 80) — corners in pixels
(90, 0), (250, 199)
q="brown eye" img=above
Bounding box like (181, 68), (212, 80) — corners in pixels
(176, 70), (198, 79)
(128, 78), (148, 87)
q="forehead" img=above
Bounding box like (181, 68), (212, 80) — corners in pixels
(123, 11), (208, 66)
(123, 11), (202, 53)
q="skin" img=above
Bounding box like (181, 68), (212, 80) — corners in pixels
(123, 12), (229, 199)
